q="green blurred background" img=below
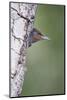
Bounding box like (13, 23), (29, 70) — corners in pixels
(21, 4), (65, 96)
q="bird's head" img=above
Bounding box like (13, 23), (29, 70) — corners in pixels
(28, 28), (50, 47)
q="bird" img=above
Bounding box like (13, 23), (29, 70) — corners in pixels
(28, 28), (50, 47)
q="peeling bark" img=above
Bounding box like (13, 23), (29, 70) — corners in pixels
(9, 2), (37, 97)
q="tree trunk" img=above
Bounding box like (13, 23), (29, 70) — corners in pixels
(9, 2), (37, 97)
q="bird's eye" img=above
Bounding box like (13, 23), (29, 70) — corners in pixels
(31, 16), (35, 19)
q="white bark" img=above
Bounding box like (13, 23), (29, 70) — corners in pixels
(9, 2), (37, 97)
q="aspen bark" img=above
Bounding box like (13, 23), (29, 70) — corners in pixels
(9, 2), (37, 97)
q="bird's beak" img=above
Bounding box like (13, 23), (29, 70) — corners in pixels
(41, 35), (50, 40)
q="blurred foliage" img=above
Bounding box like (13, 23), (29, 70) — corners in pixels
(21, 4), (65, 96)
